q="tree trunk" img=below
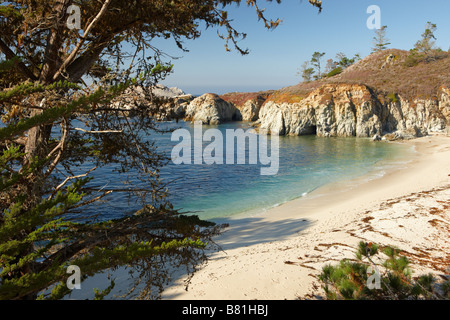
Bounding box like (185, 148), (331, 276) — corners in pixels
(40, 0), (71, 83)
(24, 0), (71, 188)
(19, 1), (72, 300)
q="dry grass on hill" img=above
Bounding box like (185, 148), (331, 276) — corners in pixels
(220, 91), (274, 107)
(269, 49), (450, 104)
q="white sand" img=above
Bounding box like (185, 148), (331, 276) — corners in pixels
(162, 134), (450, 300)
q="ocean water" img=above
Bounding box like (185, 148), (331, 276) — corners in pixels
(83, 121), (414, 222)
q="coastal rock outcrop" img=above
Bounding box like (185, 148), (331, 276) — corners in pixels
(220, 91), (273, 122)
(151, 84), (187, 98)
(439, 87), (450, 126)
(185, 93), (239, 125)
(109, 84), (195, 120)
(239, 97), (266, 122)
(156, 94), (195, 120)
(258, 84), (449, 138)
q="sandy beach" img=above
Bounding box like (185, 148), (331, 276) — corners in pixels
(162, 133), (450, 300)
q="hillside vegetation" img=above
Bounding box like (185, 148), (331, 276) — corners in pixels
(220, 91), (274, 107)
(268, 49), (450, 104)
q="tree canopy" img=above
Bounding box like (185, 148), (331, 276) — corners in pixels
(414, 21), (438, 53)
(0, 0), (322, 300)
(0, 0), (322, 84)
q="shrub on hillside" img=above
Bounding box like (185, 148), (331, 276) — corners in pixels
(404, 49), (449, 67)
(326, 67), (343, 78)
(387, 93), (399, 103)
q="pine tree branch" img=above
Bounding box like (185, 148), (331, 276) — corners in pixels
(39, 0), (73, 83)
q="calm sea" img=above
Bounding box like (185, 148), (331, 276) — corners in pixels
(81, 121), (414, 222)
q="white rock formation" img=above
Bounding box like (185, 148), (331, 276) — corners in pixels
(240, 98), (265, 122)
(109, 84), (195, 120)
(185, 93), (239, 125)
(258, 84), (449, 138)
(151, 84), (186, 98)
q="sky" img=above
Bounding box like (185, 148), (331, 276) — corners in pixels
(147, 0), (450, 96)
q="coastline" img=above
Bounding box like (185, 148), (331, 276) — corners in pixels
(162, 133), (450, 300)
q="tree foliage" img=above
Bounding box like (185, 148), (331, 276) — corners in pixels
(323, 58), (337, 75)
(335, 52), (360, 69)
(319, 242), (449, 300)
(299, 61), (315, 82)
(414, 21), (438, 54)
(310, 51), (326, 80)
(325, 66), (342, 78)
(405, 22), (444, 67)
(372, 25), (390, 53)
(300, 52), (360, 81)
(0, 60), (225, 300)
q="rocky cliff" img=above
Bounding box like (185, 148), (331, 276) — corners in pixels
(255, 49), (450, 139)
(258, 83), (449, 138)
(220, 91), (273, 121)
(179, 82), (449, 139)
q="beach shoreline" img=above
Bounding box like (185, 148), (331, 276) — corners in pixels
(162, 133), (450, 300)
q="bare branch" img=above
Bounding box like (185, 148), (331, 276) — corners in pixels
(49, 167), (98, 200)
(44, 118), (69, 178)
(69, 190), (113, 209)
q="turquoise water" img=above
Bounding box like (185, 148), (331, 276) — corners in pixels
(146, 121), (413, 220)
(79, 121), (413, 221)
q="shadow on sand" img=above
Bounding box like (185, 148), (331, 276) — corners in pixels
(63, 215), (314, 300)
(160, 215), (314, 300)
(210, 215), (313, 251)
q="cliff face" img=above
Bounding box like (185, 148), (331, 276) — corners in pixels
(220, 91), (273, 122)
(180, 84), (449, 138)
(258, 84), (449, 138)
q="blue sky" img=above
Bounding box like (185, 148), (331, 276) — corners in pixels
(149, 0), (450, 95)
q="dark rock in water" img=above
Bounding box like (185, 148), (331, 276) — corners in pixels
(373, 134), (382, 141)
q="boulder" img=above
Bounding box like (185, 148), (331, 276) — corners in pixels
(381, 53), (396, 69)
(185, 93), (239, 125)
(240, 97), (267, 122)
